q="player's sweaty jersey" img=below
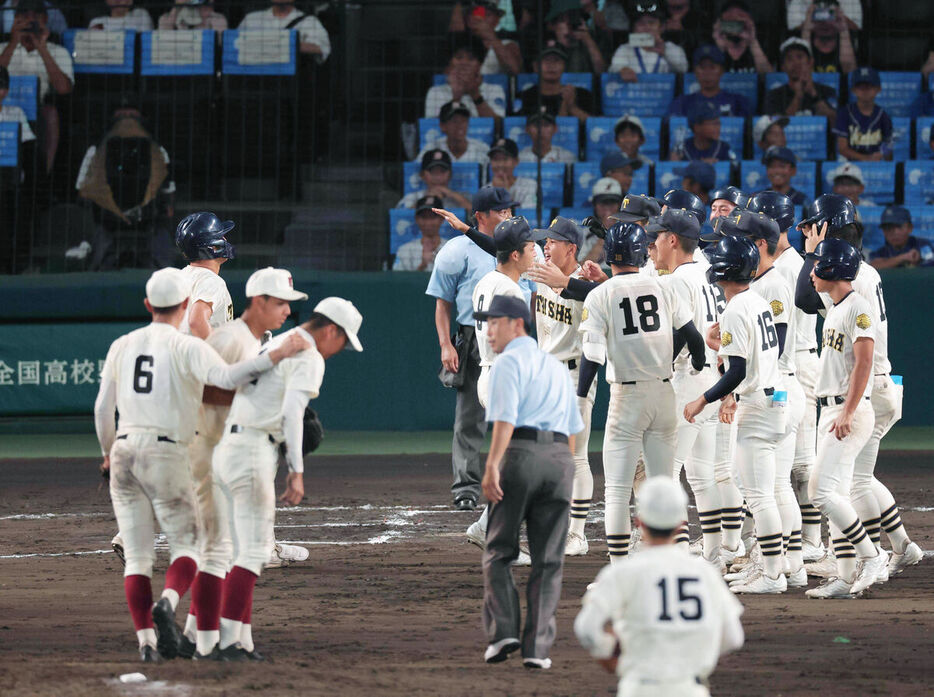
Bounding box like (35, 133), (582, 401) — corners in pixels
(224, 327), (324, 439)
(472, 270), (526, 367)
(535, 266), (584, 362)
(820, 261), (890, 375)
(718, 288), (781, 396)
(773, 246), (818, 352)
(664, 261), (722, 374)
(817, 291), (875, 400)
(750, 266), (796, 375)
(178, 265), (233, 334)
(580, 272), (690, 383)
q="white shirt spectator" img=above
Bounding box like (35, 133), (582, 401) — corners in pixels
(239, 7), (331, 62)
(608, 42), (688, 74)
(0, 41), (73, 100)
(509, 176), (538, 207)
(0, 103), (35, 142)
(480, 39), (517, 74)
(1, 1), (67, 35)
(417, 136), (490, 165)
(396, 190), (466, 209)
(394, 236), (448, 271)
(158, 6), (228, 31)
(76, 144), (174, 194)
(425, 82), (506, 118)
(518, 145), (576, 164)
(787, 0), (862, 30)
(88, 9), (153, 32)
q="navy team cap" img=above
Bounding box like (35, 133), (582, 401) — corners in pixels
(643, 208), (702, 240)
(880, 205), (911, 227)
(493, 216), (534, 251)
(533, 216), (582, 247)
(711, 208), (780, 245)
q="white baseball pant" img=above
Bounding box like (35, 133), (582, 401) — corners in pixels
(189, 433), (224, 571)
(792, 349), (821, 545)
(713, 418), (743, 551)
(568, 363), (596, 539)
(774, 376), (805, 570)
(618, 675), (710, 697)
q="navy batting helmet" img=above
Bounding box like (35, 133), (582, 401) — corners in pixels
(746, 190), (796, 232)
(175, 212), (236, 262)
(662, 189), (707, 227)
(704, 234), (760, 284)
(812, 238), (861, 281)
(604, 222), (649, 268)
(710, 185), (749, 209)
(800, 194), (862, 235)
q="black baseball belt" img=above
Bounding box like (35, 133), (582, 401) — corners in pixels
(618, 378), (670, 385)
(512, 427), (568, 444)
(230, 424), (278, 445)
(115, 434), (175, 443)
(818, 395), (870, 407)
(734, 387), (774, 403)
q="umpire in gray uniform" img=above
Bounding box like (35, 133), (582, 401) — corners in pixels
(475, 294), (584, 671)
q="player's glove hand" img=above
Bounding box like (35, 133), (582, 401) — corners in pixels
(302, 407), (324, 455)
(582, 216), (607, 240)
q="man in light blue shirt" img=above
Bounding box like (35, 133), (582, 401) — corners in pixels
(427, 186), (519, 510)
(475, 294), (582, 671)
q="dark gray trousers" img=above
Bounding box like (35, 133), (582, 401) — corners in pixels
(482, 435), (573, 660)
(452, 326), (486, 503)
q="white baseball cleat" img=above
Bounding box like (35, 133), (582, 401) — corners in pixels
(564, 532), (589, 556)
(523, 657), (552, 670)
(730, 572), (787, 594)
(628, 527), (643, 556)
(726, 562), (761, 585)
(802, 540), (826, 563)
(805, 577), (854, 599)
(850, 549), (888, 595)
(466, 520), (486, 549)
(277, 543), (309, 563)
(875, 547), (890, 584)
(111, 534), (126, 565)
(888, 541), (923, 576)
(804, 551), (838, 578)
(785, 566), (808, 588)
(512, 550), (532, 566)
(719, 540), (745, 567)
(688, 537), (703, 556)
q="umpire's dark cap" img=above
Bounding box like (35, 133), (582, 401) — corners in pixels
(472, 185), (518, 213)
(473, 294), (531, 324)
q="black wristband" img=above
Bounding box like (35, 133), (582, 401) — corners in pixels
(473, 94), (485, 105)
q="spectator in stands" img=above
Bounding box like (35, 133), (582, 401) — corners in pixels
(89, 1), (153, 31)
(662, 0), (712, 62)
(599, 150), (640, 197)
(454, 1), (521, 75)
(582, 177), (623, 260)
(0, 65), (35, 145)
(515, 39), (593, 120)
(519, 108), (576, 163)
(417, 101), (490, 165)
(425, 40), (505, 118)
(613, 114), (653, 167)
(828, 162), (873, 207)
(158, 1), (228, 31)
(711, 0), (773, 74)
(870, 205), (934, 269)
(542, 0), (607, 74)
(762, 37), (836, 118)
(799, 1), (856, 74)
(670, 100), (735, 163)
(239, 1), (331, 63)
(394, 195), (449, 272)
(787, 0), (861, 33)
(760, 146), (807, 205)
(668, 44), (751, 118)
(488, 137), (537, 207)
(0, 0), (72, 173)
(673, 161), (715, 204)
(0, 0), (65, 36)
(753, 115), (788, 152)
(74, 102), (176, 270)
(834, 67), (892, 162)
(609, 3), (688, 82)
(397, 149), (472, 210)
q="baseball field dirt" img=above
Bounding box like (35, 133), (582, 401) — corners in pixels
(0, 452), (931, 697)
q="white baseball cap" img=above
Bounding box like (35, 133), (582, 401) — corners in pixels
(314, 297), (363, 352)
(830, 162), (865, 186)
(614, 114), (645, 137)
(146, 267), (190, 308)
(246, 267), (308, 301)
(637, 476), (688, 530)
(753, 115), (789, 144)
(592, 177), (623, 201)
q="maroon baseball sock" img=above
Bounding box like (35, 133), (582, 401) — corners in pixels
(193, 571), (224, 631)
(221, 566), (257, 623)
(125, 574), (154, 631)
(164, 556), (198, 599)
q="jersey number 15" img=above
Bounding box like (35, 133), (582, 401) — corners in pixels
(657, 576), (703, 622)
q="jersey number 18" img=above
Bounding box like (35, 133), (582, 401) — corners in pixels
(618, 295), (660, 335)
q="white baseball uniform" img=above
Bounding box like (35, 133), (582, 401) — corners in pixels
(580, 273), (689, 560)
(575, 545), (744, 697)
(472, 269), (526, 408)
(178, 265), (233, 335)
(212, 328), (325, 577)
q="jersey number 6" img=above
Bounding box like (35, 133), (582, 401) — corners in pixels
(133, 355), (154, 394)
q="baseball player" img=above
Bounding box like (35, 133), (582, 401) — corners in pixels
(799, 238), (888, 598)
(683, 234), (788, 594)
(93, 268), (308, 662)
(795, 195), (923, 577)
(708, 186), (748, 220)
(179, 267), (309, 660)
(476, 294), (582, 670)
(575, 476), (744, 697)
(578, 222), (706, 562)
(199, 297), (363, 659)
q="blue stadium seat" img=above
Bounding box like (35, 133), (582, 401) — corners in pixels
(683, 72), (757, 111)
(739, 160), (817, 200)
(765, 72), (841, 99)
(890, 117), (912, 161)
(513, 72), (594, 111)
(913, 205), (934, 239)
(668, 116), (744, 159)
(915, 117), (934, 159)
(850, 72), (920, 118)
(655, 161), (730, 196)
(600, 73), (676, 117)
(822, 162), (897, 206)
(432, 73), (510, 95)
(508, 162), (567, 208)
(6, 75), (38, 121)
(502, 116), (579, 157)
(584, 116), (662, 161)
(753, 116), (827, 160)
(388, 208), (463, 255)
(557, 207), (595, 223)
(418, 117), (495, 151)
(857, 206), (886, 253)
(515, 207), (549, 228)
(402, 161), (480, 195)
(571, 161), (651, 206)
(903, 161), (934, 206)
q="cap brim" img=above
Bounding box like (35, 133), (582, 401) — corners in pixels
(490, 200), (520, 211)
(269, 289), (309, 301)
(610, 210), (648, 223)
(797, 214), (820, 229)
(699, 227), (723, 242)
(345, 332), (362, 352)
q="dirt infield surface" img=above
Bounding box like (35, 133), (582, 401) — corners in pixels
(0, 452), (932, 697)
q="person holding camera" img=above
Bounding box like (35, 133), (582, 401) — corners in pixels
(538, 0), (607, 75)
(425, 39), (506, 118)
(787, 0), (861, 33)
(449, 1), (522, 75)
(711, 0), (772, 74)
(608, 3), (688, 82)
(799, 1), (856, 74)
(763, 37), (837, 118)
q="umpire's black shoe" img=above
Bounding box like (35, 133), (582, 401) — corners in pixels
(151, 597), (181, 660)
(139, 645), (162, 663)
(455, 495), (477, 511)
(177, 635), (196, 660)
